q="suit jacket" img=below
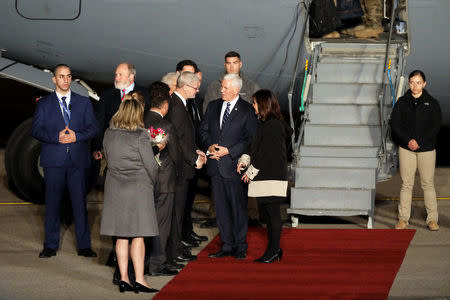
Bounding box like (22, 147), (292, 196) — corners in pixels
(199, 97), (258, 179)
(166, 93), (198, 180)
(31, 91), (99, 168)
(143, 110), (180, 193)
(93, 84), (149, 151)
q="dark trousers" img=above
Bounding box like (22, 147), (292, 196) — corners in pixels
(149, 192), (174, 272)
(211, 175), (248, 252)
(167, 178), (189, 260)
(258, 198), (283, 257)
(43, 161), (91, 250)
(182, 175), (198, 241)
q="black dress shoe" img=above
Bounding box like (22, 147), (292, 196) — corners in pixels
(208, 249), (233, 258)
(39, 248), (57, 258)
(118, 280), (134, 293)
(200, 218), (217, 228)
(190, 231), (208, 242)
(150, 267), (178, 276)
(181, 239), (199, 248)
(77, 248), (97, 257)
(233, 251), (247, 260)
(167, 261), (184, 269)
(174, 251), (197, 262)
(254, 249), (283, 263)
(134, 282), (159, 294)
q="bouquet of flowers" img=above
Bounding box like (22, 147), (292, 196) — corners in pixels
(148, 126), (168, 166)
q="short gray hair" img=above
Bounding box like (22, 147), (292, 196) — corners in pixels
(177, 71), (200, 88)
(223, 73), (242, 90)
(161, 72), (178, 86)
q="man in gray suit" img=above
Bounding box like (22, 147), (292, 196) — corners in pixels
(143, 82), (181, 276)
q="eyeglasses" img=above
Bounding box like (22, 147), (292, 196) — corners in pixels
(186, 84), (199, 91)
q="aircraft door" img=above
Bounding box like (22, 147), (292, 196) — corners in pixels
(16, 0), (81, 20)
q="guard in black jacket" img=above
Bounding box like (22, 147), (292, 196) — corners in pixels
(390, 70), (441, 231)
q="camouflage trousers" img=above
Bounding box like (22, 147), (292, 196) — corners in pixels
(361, 0), (383, 29)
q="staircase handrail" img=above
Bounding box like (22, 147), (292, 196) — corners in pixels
(288, 0), (312, 152)
(378, 0), (399, 158)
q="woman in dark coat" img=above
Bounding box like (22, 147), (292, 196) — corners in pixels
(101, 94), (159, 293)
(390, 70), (441, 231)
(237, 89), (292, 263)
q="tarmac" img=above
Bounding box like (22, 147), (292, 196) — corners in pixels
(0, 148), (449, 300)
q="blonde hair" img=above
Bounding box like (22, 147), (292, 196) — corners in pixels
(110, 92), (144, 130)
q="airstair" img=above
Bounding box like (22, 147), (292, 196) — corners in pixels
(288, 40), (408, 228)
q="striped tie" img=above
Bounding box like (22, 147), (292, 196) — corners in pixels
(121, 89), (126, 101)
(221, 102), (231, 129)
(61, 96), (70, 127)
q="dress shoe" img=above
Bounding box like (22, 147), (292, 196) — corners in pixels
(190, 231), (208, 242)
(77, 248), (97, 257)
(134, 281), (159, 294)
(254, 249), (283, 263)
(166, 261), (184, 269)
(208, 249), (233, 258)
(39, 248), (57, 258)
(233, 251), (247, 260)
(200, 218), (217, 228)
(427, 221), (439, 231)
(395, 220), (407, 229)
(174, 251), (197, 262)
(181, 239), (199, 248)
(150, 267), (178, 276)
(118, 280), (134, 293)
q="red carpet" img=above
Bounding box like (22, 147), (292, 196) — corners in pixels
(154, 228), (415, 300)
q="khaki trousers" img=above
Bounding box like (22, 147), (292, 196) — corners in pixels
(398, 147), (438, 224)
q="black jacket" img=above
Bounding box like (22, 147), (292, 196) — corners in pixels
(249, 118), (292, 181)
(143, 111), (180, 193)
(390, 89), (441, 152)
(92, 85), (149, 151)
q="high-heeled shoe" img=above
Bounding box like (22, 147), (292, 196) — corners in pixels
(254, 249), (283, 263)
(134, 281), (159, 294)
(118, 280), (134, 293)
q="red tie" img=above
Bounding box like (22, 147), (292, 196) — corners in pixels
(121, 89), (126, 101)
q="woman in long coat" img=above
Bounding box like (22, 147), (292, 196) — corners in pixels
(101, 94), (159, 293)
(237, 89), (292, 263)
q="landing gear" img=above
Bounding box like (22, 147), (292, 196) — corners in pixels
(5, 118), (44, 204)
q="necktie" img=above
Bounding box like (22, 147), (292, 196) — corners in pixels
(187, 99), (201, 128)
(121, 89), (126, 101)
(221, 102), (231, 129)
(61, 96), (70, 127)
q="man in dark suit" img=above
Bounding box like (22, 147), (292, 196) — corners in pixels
(199, 73), (258, 259)
(166, 72), (207, 265)
(31, 64), (99, 258)
(143, 82), (180, 276)
(175, 60), (209, 247)
(92, 62), (149, 159)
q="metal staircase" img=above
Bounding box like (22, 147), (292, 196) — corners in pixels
(288, 42), (407, 228)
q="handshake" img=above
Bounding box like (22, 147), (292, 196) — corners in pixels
(195, 150), (207, 169)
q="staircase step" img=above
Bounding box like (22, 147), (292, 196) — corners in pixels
(295, 167), (376, 189)
(308, 104), (379, 125)
(312, 83), (379, 104)
(299, 146), (379, 158)
(316, 62), (392, 84)
(298, 156), (379, 168)
(304, 124), (381, 147)
(290, 187), (373, 210)
(320, 43), (398, 56)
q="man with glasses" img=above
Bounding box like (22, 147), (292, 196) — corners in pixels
(165, 71), (207, 267)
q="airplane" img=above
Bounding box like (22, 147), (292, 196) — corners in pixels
(0, 0), (449, 213)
